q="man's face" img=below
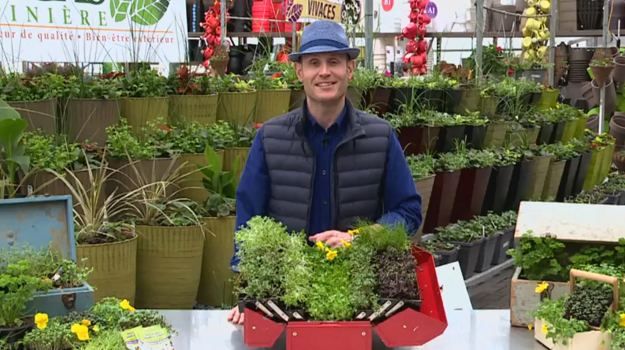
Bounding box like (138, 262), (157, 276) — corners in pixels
(295, 52), (355, 104)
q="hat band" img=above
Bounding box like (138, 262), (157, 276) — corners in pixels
(298, 39), (349, 53)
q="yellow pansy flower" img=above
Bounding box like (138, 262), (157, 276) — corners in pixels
(120, 299), (135, 312)
(341, 239), (352, 248)
(35, 313), (48, 329)
(326, 250), (337, 261)
(347, 229), (360, 236)
(541, 324), (549, 334)
(527, 324), (533, 331)
(81, 319), (91, 326)
(315, 241), (324, 250)
(535, 281), (549, 294)
(619, 314), (625, 327)
(76, 328), (90, 341)
(71, 324), (82, 333)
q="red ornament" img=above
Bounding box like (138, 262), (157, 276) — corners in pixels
(405, 40), (417, 53)
(416, 40), (428, 53)
(417, 13), (431, 25)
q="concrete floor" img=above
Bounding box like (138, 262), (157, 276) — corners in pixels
(467, 265), (515, 309)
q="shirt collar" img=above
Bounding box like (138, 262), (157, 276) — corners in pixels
(306, 104), (348, 132)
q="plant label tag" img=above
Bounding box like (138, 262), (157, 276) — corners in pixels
(266, 300), (290, 322)
(368, 300), (393, 321)
(292, 311), (304, 320)
(255, 301), (274, 318)
(355, 311), (367, 320)
(385, 301), (404, 317)
(27, 185), (33, 195)
(482, 225), (485, 237)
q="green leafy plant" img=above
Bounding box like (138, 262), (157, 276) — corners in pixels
(507, 231), (569, 281)
(0, 260), (49, 329)
(196, 144), (238, 217)
(405, 154), (435, 180)
(22, 318), (77, 350)
(533, 296), (590, 346)
(0, 101), (30, 198)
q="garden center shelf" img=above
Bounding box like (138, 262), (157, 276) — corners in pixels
(241, 246), (447, 350)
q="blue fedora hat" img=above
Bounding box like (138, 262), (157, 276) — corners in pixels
(289, 20), (361, 62)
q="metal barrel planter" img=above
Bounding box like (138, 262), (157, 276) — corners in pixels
(528, 155), (552, 200)
(415, 175), (436, 239)
(121, 97), (169, 135)
(483, 122), (507, 148)
(397, 126), (440, 156)
(177, 151), (225, 203)
(169, 94), (218, 126)
(76, 236), (138, 304)
(536, 123), (555, 145)
(465, 125), (487, 150)
(223, 147), (250, 182)
(451, 166), (492, 222)
(423, 169), (462, 233)
(135, 225), (205, 309)
(217, 91), (258, 125)
(106, 157), (182, 199)
(256, 90), (291, 123)
(505, 159), (536, 211)
(557, 155), (581, 201)
(435, 125), (466, 153)
(8, 98), (58, 134)
(196, 216), (237, 308)
(572, 151), (593, 196)
(65, 98), (121, 145)
(541, 159), (567, 201)
(289, 90), (306, 111)
(481, 164), (515, 215)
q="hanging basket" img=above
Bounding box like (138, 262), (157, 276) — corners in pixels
(211, 58), (229, 75)
(590, 65), (615, 88)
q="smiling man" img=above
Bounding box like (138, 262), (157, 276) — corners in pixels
(227, 20), (422, 325)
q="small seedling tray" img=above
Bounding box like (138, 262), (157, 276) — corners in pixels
(0, 195), (94, 317)
(243, 246), (447, 350)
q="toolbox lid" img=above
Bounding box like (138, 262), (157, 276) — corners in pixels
(515, 201), (622, 243)
(0, 195), (76, 260)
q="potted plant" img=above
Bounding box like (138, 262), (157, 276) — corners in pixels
(280, 63), (305, 111)
(347, 66), (372, 109)
(419, 238), (459, 267)
(362, 70), (394, 117)
(589, 58), (615, 88)
(451, 147), (496, 222)
(481, 148), (521, 215)
(168, 66), (219, 126)
(505, 147), (537, 211)
(119, 68), (169, 136)
(222, 121), (257, 181)
(0, 259), (47, 345)
(423, 152), (468, 233)
(1, 71), (59, 135)
(527, 145), (554, 200)
(215, 74), (257, 125)
(406, 154), (435, 239)
(44, 151), (138, 304)
(195, 144), (239, 308)
(541, 143), (577, 201)
(461, 112), (489, 150)
(476, 210), (517, 266)
(386, 106), (440, 156)
(436, 220), (485, 279)
(61, 73), (122, 146)
(250, 62), (291, 123)
(210, 44), (230, 76)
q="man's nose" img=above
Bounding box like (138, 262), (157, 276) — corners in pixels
(318, 63), (330, 76)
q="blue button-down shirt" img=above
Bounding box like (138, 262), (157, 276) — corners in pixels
(230, 107), (422, 270)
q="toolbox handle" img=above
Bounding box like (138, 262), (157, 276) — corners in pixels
(569, 269), (620, 311)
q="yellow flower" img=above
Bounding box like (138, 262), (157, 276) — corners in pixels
(619, 314), (625, 327)
(535, 281), (549, 294)
(71, 324), (82, 333)
(92, 325), (99, 332)
(541, 324), (549, 334)
(81, 319), (91, 326)
(35, 313), (48, 329)
(326, 250), (337, 261)
(71, 324), (90, 341)
(341, 240), (352, 248)
(527, 324), (533, 331)
(120, 299), (135, 312)
(347, 229), (360, 236)
(315, 241), (324, 250)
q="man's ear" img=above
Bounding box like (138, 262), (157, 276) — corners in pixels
(347, 59), (356, 80)
(294, 62), (304, 82)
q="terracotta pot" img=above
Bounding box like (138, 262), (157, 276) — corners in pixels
(590, 65), (615, 87)
(211, 58), (229, 75)
(587, 114), (600, 133)
(451, 166), (492, 222)
(612, 56), (625, 83)
(423, 169), (462, 233)
(591, 76), (616, 115)
(609, 115), (625, 146)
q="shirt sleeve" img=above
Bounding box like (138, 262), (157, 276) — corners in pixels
(376, 131), (423, 235)
(230, 127), (270, 272)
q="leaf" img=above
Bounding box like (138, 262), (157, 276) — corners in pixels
(0, 118), (28, 160)
(110, 0), (133, 22)
(0, 100), (21, 121)
(129, 0), (170, 26)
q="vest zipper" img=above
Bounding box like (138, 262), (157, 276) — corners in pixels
(331, 135), (361, 230)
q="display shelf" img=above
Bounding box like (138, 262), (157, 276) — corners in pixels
(464, 258), (515, 288)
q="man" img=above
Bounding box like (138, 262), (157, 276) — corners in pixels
(227, 20), (422, 325)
